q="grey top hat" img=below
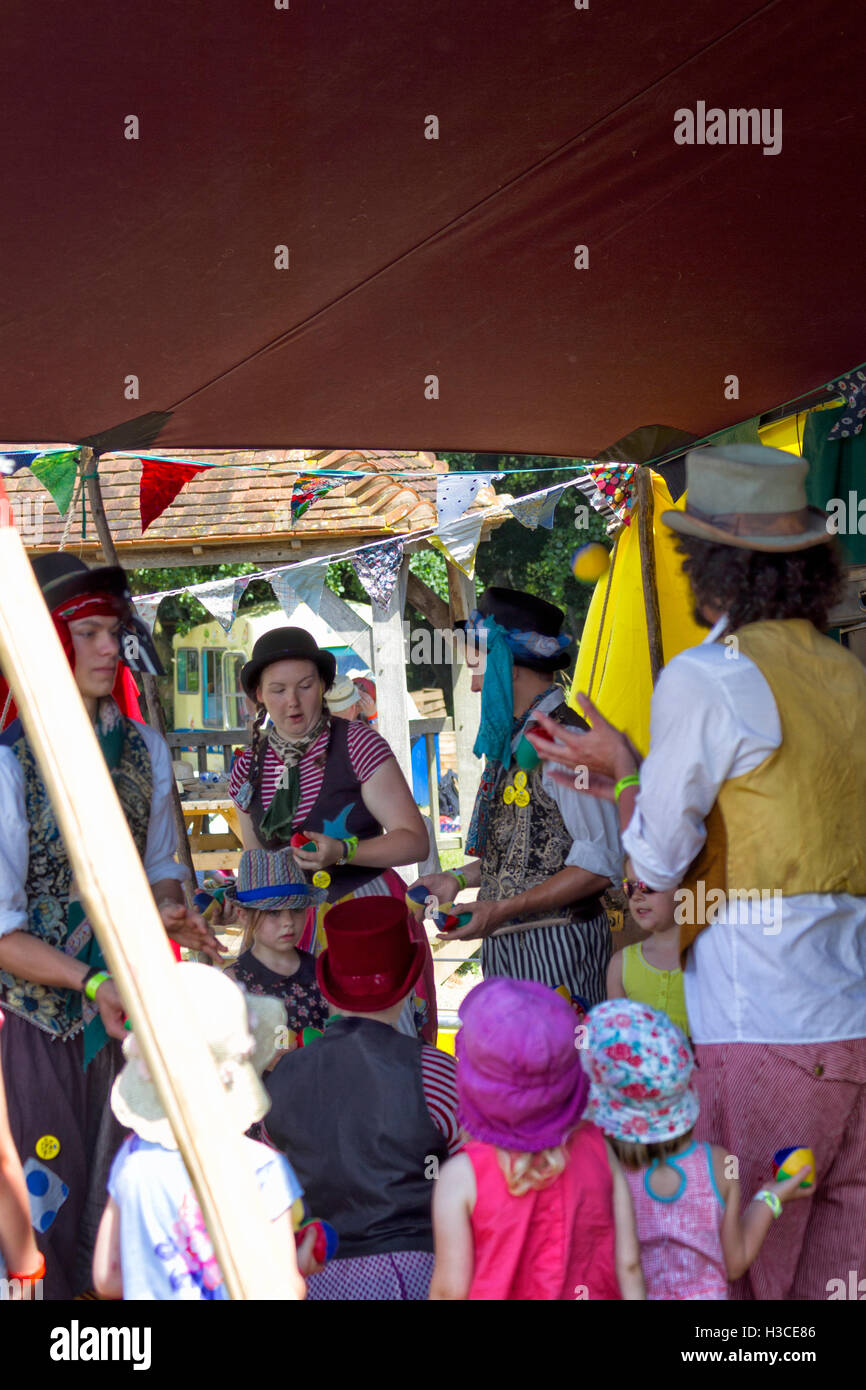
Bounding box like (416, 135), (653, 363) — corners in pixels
(661, 444), (831, 552)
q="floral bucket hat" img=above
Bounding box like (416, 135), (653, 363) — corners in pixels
(582, 999), (699, 1144)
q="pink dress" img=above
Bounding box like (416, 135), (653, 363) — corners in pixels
(465, 1122), (621, 1300)
(626, 1141), (728, 1299)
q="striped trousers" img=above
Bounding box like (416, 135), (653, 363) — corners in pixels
(481, 910), (611, 1007)
(694, 1039), (866, 1300)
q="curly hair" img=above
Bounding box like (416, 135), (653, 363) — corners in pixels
(675, 535), (844, 633)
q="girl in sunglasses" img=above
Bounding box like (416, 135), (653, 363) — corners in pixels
(607, 859), (689, 1036)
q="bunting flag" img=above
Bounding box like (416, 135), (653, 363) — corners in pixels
(132, 594), (163, 633)
(28, 449), (81, 516)
(507, 482), (571, 531)
(351, 540), (404, 613)
(139, 457), (208, 533)
(0, 450), (42, 477)
(435, 472), (498, 527)
(269, 561), (328, 617)
(574, 463), (638, 533)
(826, 369), (866, 439)
(429, 514), (484, 579)
(290, 473), (348, 523)
(195, 578), (246, 632)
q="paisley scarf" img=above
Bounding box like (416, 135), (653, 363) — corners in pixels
(258, 710), (330, 843)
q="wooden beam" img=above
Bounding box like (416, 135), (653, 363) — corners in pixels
(370, 554), (418, 880)
(0, 519), (298, 1300)
(446, 562), (481, 849)
(406, 570), (450, 631)
(83, 451), (198, 894)
(636, 466), (665, 685)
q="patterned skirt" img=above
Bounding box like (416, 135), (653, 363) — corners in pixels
(481, 908), (611, 1008)
(298, 867), (437, 1045)
(306, 1250), (434, 1301)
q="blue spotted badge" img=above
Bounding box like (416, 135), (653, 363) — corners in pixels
(23, 1157), (69, 1233)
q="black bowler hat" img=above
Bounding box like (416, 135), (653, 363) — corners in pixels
(32, 553), (129, 609)
(457, 586), (572, 673)
(241, 627), (337, 699)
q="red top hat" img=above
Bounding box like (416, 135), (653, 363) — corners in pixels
(316, 896), (425, 1014)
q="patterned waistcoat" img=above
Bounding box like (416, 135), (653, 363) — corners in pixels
(479, 703), (599, 928)
(0, 714), (153, 1039)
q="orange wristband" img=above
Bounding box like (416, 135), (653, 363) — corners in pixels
(8, 1251), (46, 1281)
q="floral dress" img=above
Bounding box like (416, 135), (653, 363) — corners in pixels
(229, 948), (327, 1035)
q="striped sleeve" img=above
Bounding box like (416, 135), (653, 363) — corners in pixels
(228, 747), (253, 804)
(345, 719), (396, 783)
(421, 1045), (461, 1156)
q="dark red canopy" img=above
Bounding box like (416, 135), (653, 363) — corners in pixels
(3, 1), (863, 456)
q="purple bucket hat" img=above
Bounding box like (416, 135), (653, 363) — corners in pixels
(582, 999), (699, 1144)
(456, 978), (589, 1152)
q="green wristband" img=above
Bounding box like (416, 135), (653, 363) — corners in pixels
(614, 773), (640, 802)
(338, 835), (359, 866)
(83, 969), (111, 1002)
(752, 1189), (782, 1219)
(453, 871), (467, 893)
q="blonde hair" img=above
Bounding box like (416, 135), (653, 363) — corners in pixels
(497, 1144), (568, 1196)
(608, 1127), (696, 1172)
(238, 906), (267, 954)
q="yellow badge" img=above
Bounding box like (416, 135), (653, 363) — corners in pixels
(514, 789), (530, 807)
(502, 786), (515, 805)
(35, 1134), (60, 1161)
(513, 771), (527, 790)
(312, 871), (331, 889)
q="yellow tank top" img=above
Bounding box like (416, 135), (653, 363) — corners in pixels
(621, 943), (690, 1036)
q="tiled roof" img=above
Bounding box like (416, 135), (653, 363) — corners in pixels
(6, 448), (501, 561)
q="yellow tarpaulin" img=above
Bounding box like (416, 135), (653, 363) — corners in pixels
(568, 472), (705, 754)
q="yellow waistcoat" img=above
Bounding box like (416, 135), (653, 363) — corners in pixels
(680, 619), (866, 955)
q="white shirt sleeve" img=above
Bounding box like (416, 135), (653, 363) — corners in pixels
(0, 748), (30, 938)
(542, 756), (623, 883)
(622, 644), (782, 890)
(137, 723), (189, 885)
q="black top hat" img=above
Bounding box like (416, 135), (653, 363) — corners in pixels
(31, 553), (130, 609)
(457, 586), (572, 673)
(241, 627), (337, 699)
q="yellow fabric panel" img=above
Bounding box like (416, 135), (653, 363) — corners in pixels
(569, 472), (706, 754)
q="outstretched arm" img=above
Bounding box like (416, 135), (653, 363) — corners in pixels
(429, 1153), (476, 1300)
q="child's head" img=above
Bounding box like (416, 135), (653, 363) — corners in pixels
(456, 979), (589, 1193)
(229, 847), (326, 951)
(111, 964), (287, 1148)
(623, 857), (678, 934)
(583, 999), (699, 1169)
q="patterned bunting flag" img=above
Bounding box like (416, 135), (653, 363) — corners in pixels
(195, 578), (244, 633)
(290, 473), (349, 524)
(132, 594), (163, 633)
(573, 463), (638, 533)
(436, 473), (497, 527)
(507, 483), (570, 531)
(827, 369), (866, 439)
(0, 450), (41, 476)
(139, 457), (208, 533)
(351, 541), (404, 613)
(29, 450), (81, 516)
(270, 561), (328, 617)
(429, 514), (484, 579)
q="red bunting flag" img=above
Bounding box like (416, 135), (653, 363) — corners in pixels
(139, 458), (208, 533)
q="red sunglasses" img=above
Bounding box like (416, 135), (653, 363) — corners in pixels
(622, 877), (660, 898)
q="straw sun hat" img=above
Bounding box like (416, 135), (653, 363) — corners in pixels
(111, 964), (286, 1148)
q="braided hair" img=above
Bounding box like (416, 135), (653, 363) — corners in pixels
(247, 701), (269, 792)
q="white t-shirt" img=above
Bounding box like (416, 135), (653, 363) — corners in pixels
(108, 1134), (302, 1300)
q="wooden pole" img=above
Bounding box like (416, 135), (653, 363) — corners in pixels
(83, 448), (197, 893)
(446, 560), (481, 849)
(0, 519), (298, 1299)
(370, 553), (418, 880)
(636, 466), (664, 685)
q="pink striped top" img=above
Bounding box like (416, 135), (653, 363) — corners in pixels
(229, 720), (394, 826)
(420, 1045), (461, 1156)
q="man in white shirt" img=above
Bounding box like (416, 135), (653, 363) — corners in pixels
(528, 445), (866, 1300)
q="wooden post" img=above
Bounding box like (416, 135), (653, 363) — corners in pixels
(370, 553), (418, 878)
(83, 448), (197, 891)
(0, 520), (298, 1299)
(636, 466), (665, 685)
(446, 560), (481, 853)
(425, 731), (440, 836)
